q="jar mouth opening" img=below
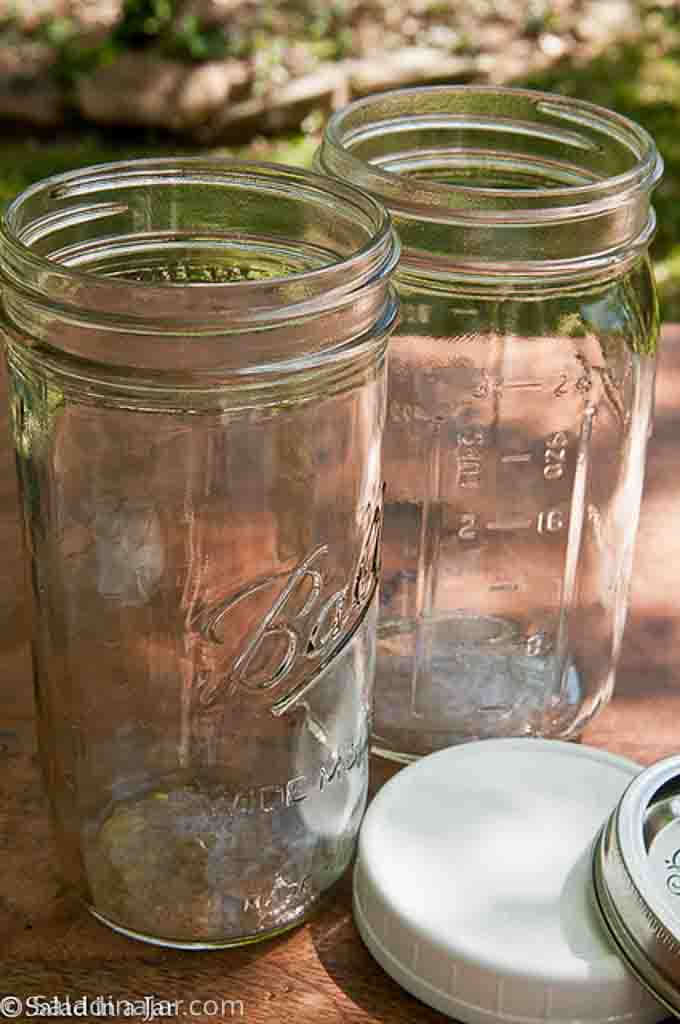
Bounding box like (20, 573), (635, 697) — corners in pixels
(321, 85), (662, 225)
(0, 158), (398, 321)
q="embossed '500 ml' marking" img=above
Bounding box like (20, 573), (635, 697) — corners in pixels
(194, 497), (382, 715)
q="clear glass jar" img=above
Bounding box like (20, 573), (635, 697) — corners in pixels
(0, 159), (398, 947)
(317, 86), (663, 761)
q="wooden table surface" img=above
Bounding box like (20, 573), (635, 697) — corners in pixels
(2, 328), (680, 1023)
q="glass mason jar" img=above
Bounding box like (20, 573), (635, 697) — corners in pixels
(317, 86), (663, 762)
(0, 159), (398, 947)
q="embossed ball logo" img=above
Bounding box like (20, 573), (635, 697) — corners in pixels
(193, 497), (382, 716)
(665, 848), (680, 895)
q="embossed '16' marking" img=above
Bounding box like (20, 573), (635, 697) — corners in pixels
(194, 498), (382, 716)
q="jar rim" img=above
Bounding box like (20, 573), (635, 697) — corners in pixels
(0, 157), (398, 316)
(0, 158), (400, 377)
(320, 85), (663, 226)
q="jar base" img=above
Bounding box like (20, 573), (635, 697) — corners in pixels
(86, 900), (315, 950)
(373, 613), (593, 760)
(78, 777), (360, 950)
(371, 730), (584, 764)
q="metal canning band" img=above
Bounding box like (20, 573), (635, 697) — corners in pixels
(592, 757), (680, 1016)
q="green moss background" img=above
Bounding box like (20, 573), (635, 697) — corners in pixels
(524, 4), (680, 319)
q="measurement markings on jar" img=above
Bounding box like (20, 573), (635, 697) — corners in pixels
(459, 510), (566, 540)
(489, 582), (521, 592)
(501, 452), (532, 464)
(544, 431), (569, 480)
(502, 380), (544, 390)
(486, 519), (533, 531)
(486, 510), (566, 534)
(456, 425), (486, 489)
(537, 508), (566, 533)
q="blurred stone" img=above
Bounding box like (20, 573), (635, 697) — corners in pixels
(479, 38), (547, 83)
(9, 0), (67, 29)
(77, 53), (251, 132)
(68, 0), (121, 30)
(402, 17), (420, 38)
(349, 48), (477, 96)
(425, 25), (461, 51)
(286, 41), (317, 77)
(0, 76), (67, 126)
(0, 39), (54, 78)
(77, 54), (186, 127)
(577, 0), (636, 41)
(195, 64), (349, 142)
(475, 21), (514, 50)
(173, 59), (251, 131)
(0, 0), (645, 136)
(185, 0), (256, 19)
(539, 32), (567, 57)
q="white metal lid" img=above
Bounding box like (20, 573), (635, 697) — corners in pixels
(353, 738), (665, 1024)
